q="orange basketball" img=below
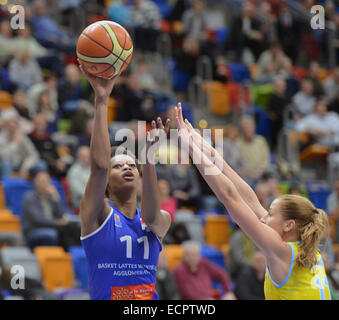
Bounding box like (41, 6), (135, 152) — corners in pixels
(76, 20), (133, 79)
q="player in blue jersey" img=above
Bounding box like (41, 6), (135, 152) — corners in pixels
(78, 65), (172, 300)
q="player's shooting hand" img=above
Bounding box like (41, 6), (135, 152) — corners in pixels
(78, 59), (117, 100)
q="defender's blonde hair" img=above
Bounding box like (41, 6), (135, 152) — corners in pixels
(278, 194), (328, 269)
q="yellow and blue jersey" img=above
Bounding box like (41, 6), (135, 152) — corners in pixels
(264, 241), (331, 300)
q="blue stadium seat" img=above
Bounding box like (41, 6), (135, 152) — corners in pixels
(68, 246), (89, 290)
(306, 182), (331, 212)
(2, 178), (33, 216)
(215, 28), (229, 47)
(171, 63), (191, 92)
(201, 245), (226, 269)
(228, 63), (251, 84)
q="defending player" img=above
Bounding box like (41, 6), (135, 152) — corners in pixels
(175, 103), (331, 300)
(78, 65), (171, 300)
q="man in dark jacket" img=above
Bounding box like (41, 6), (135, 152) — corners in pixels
(22, 171), (80, 249)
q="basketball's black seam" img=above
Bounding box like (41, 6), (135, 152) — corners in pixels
(107, 23), (128, 66)
(81, 32), (120, 60)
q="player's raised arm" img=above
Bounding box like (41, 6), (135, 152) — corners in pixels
(140, 118), (171, 240)
(79, 64), (116, 237)
(177, 103), (267, 220)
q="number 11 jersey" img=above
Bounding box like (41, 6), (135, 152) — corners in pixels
(81, 202), (162, 300)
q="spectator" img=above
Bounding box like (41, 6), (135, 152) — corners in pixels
(278, 57), (300, 99)
(22, 171), (81, 250)
(58, 64), (86, 118)
(67, 146), (91, 210)
(327, 178), (339, 243)
(130, 0), (162, 52)
(254, 182), (271, 210)
(235, 115), (270, 183)
(182, 0), (208, 43)
(158, 179), (178, 223)
(308, 61), (325, 98)
(156, 251), (181, 300)
(234, 251), (266, 300)
(174, 241), (236, 300)
(222, 124), (246, 175)
(115, 73), (158, 122)
(108, 0), (133, 27)
(295, 97), (339, 148)
(292, 78), (316, 118)
(3, 90), (34, 134)
(228, 227), (258, 281)
(256, 43), (286, 84)
(226, 0), (266, 63)
(26, 72), (59, 118)
(0, 112), (39, 179)
(30, 0), (76, 53)
(324, 67), (339, 102)
(8, 49), (43, 90)
(267, 76), (290, 150)
(276, 2), (301, 63)
(14, 22), (62, 76)
(28, 114), (67, 178)
(76, 117), (93, 147)
(163, 161), (201, 209)
(0, 19), (15, 66)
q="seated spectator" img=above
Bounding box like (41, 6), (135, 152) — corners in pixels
(0, 19), (15, 66)
(234, 251), (266, 300)
(235, 115), (270, 183)
(278, 57), (300, 99)
(174, 241), (236, 300)
(130, 0), (162, 52)
(156, 251), (181, 300)
(222, 124), (246, 175)
(28, 114), (67, 178)
(26, 72), (58, 118)
(291, 78), (316, 118)
(324, 67), (339, 102)
(76, 118), (93, 147)
(267, 76), (290, 150)
(256, 43), (286, 84)
(228, 227), (257, 281)
(0, 112), (39, 179)
(29, 0), (76, 53)
(295, 97), (339, 148)
(327, 178), (339, 243)
(287, 183), (304, 196)
(158, 179), (178, 223)
(14, 22), (62, 75)
(67, 146), (91, 210)
(163, 221), (191, 245)
(8, 49), (43, 90)
(115, 73), (158, 122)
(3, 90), (34, 134)
(226, 0), (266, 63)
(163, 161), (201, 209)
(308, 61), (325, 98)
(22, 171), (81, 250)
(58, 64), (86, 118)
(276, 2), (301, 63)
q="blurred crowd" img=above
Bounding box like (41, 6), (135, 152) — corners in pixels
(0, 0), (339, 300)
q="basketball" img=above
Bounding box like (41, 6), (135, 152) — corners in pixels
(76, 20), (133, 79)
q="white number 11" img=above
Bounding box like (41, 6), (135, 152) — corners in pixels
(120, 235), (149, 260)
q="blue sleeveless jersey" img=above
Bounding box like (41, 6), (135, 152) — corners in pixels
(81, 202), (162, 300)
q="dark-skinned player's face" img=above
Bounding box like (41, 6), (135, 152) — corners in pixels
(108, 154), (140, 192)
